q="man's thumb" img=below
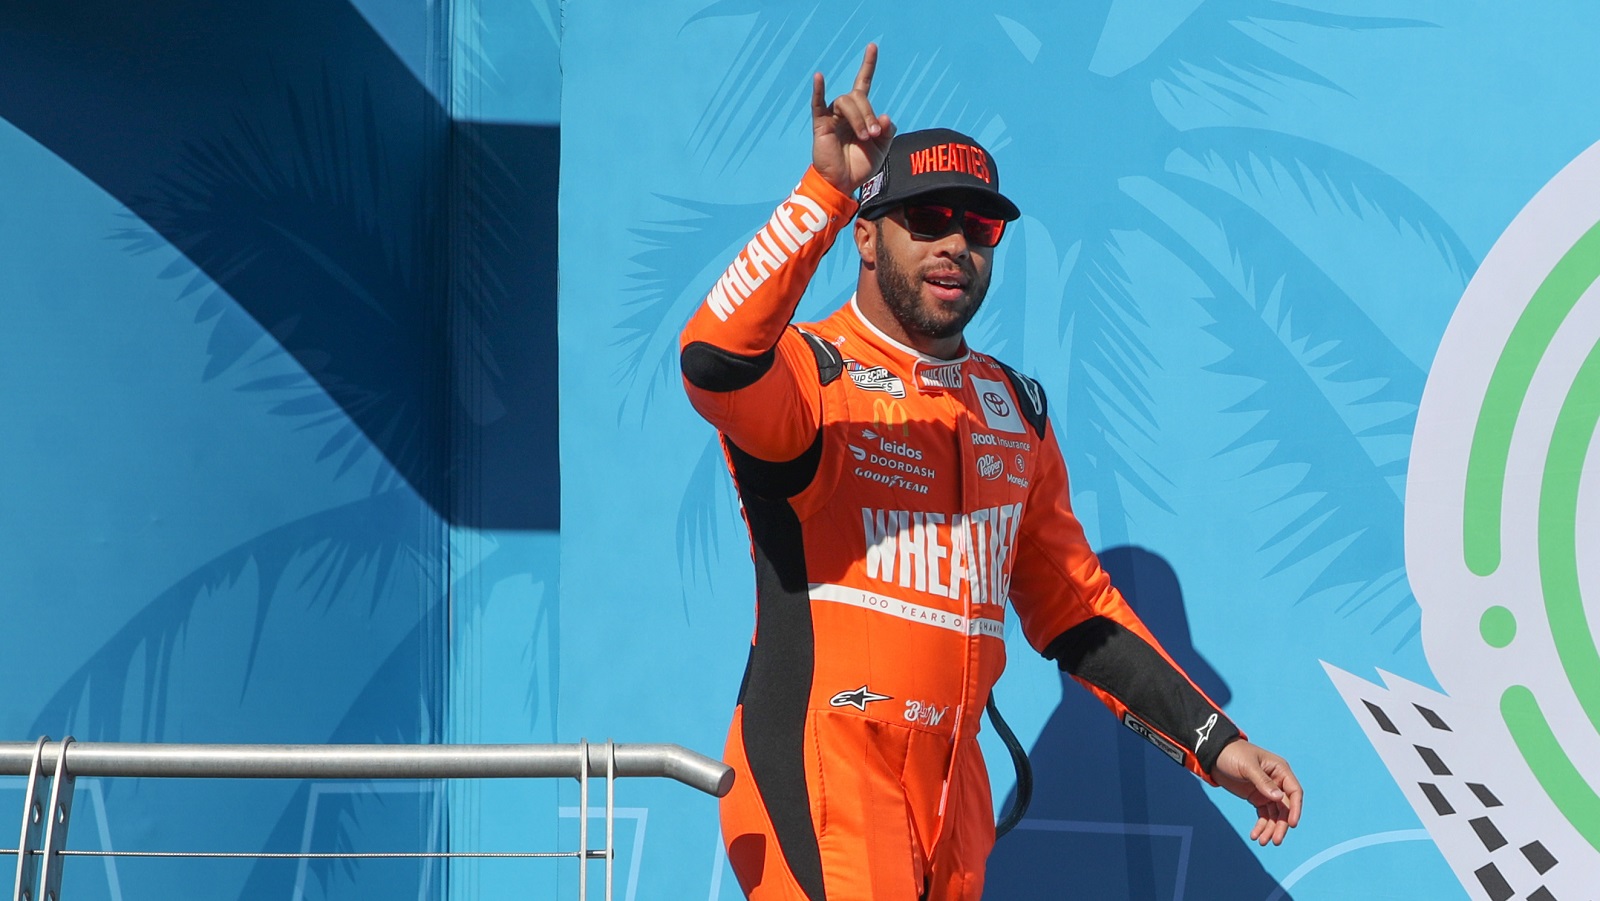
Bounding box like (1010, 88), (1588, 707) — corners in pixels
(1247, 763), (1285, 801)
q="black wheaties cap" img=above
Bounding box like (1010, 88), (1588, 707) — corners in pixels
(856, 127), (1020, 222)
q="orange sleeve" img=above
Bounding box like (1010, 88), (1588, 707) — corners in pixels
(679, 167), (858, 462)
(1009, 421), (1243, 782)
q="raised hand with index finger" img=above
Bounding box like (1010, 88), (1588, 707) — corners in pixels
(812, 43), (896, 195)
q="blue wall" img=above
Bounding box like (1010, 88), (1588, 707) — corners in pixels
(6, 1), (1600, 899)
(556, 2), (1600, 899)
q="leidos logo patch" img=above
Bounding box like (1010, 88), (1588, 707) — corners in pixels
(861, 429), (923, 461)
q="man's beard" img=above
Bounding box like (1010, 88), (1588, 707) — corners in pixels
(875, 227), (989, 342)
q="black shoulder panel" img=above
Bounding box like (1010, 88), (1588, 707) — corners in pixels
(1045, 616), (1241, 774)
(796, 328), (843, 385)
(995, 361), (1048, 438)
(680, 341), (776, 392)
(681, 330), (840, 392)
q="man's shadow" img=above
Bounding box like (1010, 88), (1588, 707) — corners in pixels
(984, 546), (1291, 900)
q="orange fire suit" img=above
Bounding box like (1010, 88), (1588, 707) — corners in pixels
(680, 167), (1241, 900)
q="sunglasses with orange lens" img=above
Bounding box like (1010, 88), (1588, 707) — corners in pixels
(901, 203), (1007, 247)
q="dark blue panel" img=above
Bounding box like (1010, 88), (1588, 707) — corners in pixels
(0, 0), (561, 529)
(451, 121), (561, 530)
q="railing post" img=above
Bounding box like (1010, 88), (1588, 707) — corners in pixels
(604, 739), (615, 901)
(12, 737), (49, 901)
(37, 738), (75, 901)
(577, 738), (588, 901)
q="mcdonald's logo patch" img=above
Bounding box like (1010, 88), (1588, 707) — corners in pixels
(872, 398), (911, 436)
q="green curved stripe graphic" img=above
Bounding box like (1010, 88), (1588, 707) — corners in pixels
(1539, 339), (1600, 735)
(1465, 219), (1600, 576)
(1502, 685), (1600, 852)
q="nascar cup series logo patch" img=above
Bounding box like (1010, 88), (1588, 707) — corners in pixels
(858, 171), (885, 207)
(1326, 139), (1600, 900)
(846, 360), (907, 398)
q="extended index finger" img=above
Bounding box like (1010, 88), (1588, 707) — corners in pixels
(852, 43), (879, 94)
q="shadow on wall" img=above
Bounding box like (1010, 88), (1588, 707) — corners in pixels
(0, 0), (558, 529)
(985, 546), (1290, 901)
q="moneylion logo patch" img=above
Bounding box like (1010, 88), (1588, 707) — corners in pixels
(829, 685), (892, 711)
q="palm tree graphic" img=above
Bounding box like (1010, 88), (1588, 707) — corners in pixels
(616, 0), (1470, 652)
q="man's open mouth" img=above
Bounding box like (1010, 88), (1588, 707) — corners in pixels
(925, 270), (969, 300)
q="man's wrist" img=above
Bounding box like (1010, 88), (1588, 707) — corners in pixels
(1203, 730), (1247, 778)
(801, 165), (861, 219)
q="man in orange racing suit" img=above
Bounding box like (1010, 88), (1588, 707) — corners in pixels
(679, 45), (1303, 901)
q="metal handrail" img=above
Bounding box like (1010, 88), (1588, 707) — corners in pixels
(3, 739), (733, 901)
(0, 741), (733, 796)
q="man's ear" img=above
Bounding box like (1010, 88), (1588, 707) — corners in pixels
(854, 217), (877, 266)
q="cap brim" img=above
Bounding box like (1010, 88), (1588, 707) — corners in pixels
(860, 185), (1020, 222)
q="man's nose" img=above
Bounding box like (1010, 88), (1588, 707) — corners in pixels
(930, 227), (970, 259)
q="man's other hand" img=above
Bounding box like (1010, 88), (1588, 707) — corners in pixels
(1212, 739), (1304, 846)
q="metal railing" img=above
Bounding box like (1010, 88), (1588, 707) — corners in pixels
(1, 737), (734, 901)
